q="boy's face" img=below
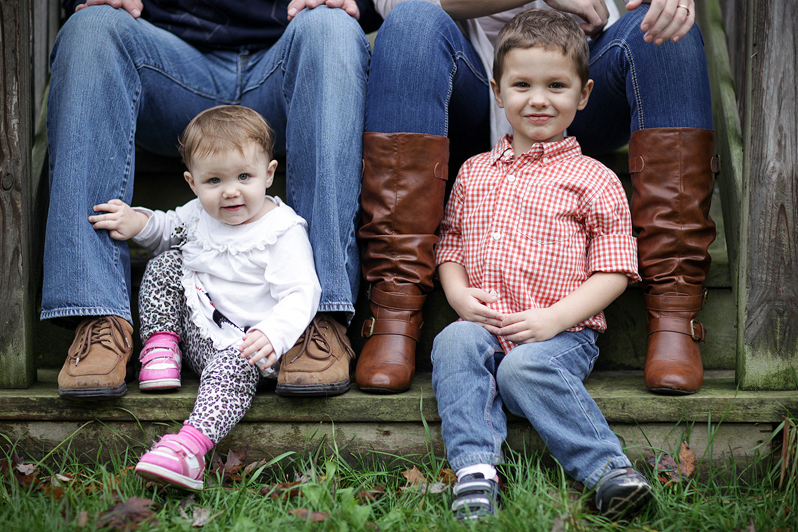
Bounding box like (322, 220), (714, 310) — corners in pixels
(491, 46), (592, 154)
(184, 142), (278, 225)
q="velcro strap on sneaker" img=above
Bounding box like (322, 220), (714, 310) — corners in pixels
(361, 317), (422, 341)
(648, 317), (707, 342)
(644, 291), (706, 312)
(140, 349), (179, 365)
(369, 285), (426, 311)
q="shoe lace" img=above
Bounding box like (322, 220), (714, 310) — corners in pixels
(68, 316), (131, 366)
(289, 316), (355, 363)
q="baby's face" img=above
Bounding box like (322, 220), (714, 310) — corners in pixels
(184, 142), (278, 225)
(491, 46), (592, 154)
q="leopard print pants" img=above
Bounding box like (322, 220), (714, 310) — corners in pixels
(138, 250), (262, 443)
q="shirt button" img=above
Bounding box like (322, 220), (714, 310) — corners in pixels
(507, 173), (516, 182)
(542, 157), (549, 164)
(492, 232), (502, 241)
(489, 290), (498, 296)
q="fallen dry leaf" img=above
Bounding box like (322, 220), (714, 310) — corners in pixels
(190, 506), (213, 527)
(732, 517), (756, 532)
(77, 510), (90, 528)
(646, 441), (697, 484)
(402, 466), (426, 486)
(96, 496), (159, 530)
(290, 508), (329, 522)
(208, 448), (248, 484)
(260, 480), (305, 499)
(355, 484), (386, 502)
(437, 469), (457, 485)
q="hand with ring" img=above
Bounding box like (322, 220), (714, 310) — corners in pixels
(626, 0), (695, 45)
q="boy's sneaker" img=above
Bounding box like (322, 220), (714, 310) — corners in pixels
(138, 332), (181, 391)
(451, 473), (500, 521)
(135, 434), (205, 491)
(594, 467), (653, 520)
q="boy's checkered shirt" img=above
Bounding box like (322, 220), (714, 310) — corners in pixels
(435, 135), (641, 354)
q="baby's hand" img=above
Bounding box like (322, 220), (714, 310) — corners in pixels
(240, 330), (277, 370)
(90, 199), (149, 241)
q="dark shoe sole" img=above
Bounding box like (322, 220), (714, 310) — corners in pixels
(600, 485), (653, 521)
(647, 387), (697, 396)
(58, 383), (127, 399)
(275, 380), (350, 397)
(357, 385), (408, 395)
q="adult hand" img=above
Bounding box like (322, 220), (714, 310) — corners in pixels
(89, 199), (149, 241)
(544, 0), (610, 38)
(240, 330), (278, 370)
(74, 0), (143, 18)
(627, 0), (695, 45)
(287, 0), (360, 21)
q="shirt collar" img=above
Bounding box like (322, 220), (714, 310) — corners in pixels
(490, 134), (582, 165)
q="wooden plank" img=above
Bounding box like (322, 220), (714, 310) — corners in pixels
(0, 0), (36, 388)
(736, 0), (798, 390)
(697, 0), (744, 294)
(2, 370), (796, 425)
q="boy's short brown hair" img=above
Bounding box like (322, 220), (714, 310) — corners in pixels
(179, 105), (275, 169)
(493, 9), (590, 88)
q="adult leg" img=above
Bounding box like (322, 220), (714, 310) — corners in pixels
(45, 6), (250, 396)
(237, 6), (369, 395)
(569, 6), (716, 394)
(357, 1), (491, 393)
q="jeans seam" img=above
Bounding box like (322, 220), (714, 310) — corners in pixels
(588, 38), (643, 131)
(137, 64), (241, 104)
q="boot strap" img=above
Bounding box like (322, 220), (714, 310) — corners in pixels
(644, 291), (707, 312)
(361, 317), (422, 341)
(369, 285), (426, 311)
(648, 317), (707, 342)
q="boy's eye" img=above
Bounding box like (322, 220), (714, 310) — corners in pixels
(238, 173), (250, 181)
(550, 82), (565, 89)
(514, 81), (530, 88)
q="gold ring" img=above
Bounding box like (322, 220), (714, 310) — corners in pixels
(677, 4), (690, 16)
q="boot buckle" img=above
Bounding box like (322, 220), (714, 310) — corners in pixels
(362, 317), (376, 338)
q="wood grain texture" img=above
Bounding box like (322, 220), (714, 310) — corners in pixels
(737, 0), (798, 389)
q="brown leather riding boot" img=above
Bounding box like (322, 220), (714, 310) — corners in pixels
(356, 132), (449, 393)
(629, 128), (718, 395)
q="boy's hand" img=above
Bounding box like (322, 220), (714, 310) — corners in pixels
(90, 199), (149, 241)
(447, 288), (504, 334)
(497, 308), (565, 344)
(240, 330), (277, 370)
(74, 0), (142, 18)
(287, 0), (360, 21)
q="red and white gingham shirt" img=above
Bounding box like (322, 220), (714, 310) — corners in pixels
(436, 135), (640, 354)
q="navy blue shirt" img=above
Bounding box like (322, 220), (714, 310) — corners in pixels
(62, 0), (381, 50)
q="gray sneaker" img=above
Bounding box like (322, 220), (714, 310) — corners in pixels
(594, 467), (653, 520)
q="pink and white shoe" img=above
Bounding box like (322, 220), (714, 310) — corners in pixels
(135, 425), (212, 491)
(139, 331), (181, 391)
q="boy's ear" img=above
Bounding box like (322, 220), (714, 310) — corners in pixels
(265, 159), (278, 188)
(490, 78), (505, 109)
(184, 171), (198, 194)
(578, 79), (594, 111)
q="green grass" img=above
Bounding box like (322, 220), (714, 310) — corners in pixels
(1, 415), (796, 532)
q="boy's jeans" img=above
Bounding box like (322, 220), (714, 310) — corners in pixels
(432, 321), (632, 489)
(42, 5), (368, 326)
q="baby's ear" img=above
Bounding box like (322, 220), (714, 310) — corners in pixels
(265, 159), (278, 188)
(184, 171), (197, 194)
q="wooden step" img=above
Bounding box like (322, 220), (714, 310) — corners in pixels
(0, 369), (791, 464)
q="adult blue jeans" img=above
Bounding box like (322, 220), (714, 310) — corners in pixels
(365, 1), (711, 155)
(432, 321), (631, 489)
(42, 5), (368, 326)
(365, 0), (491, 156)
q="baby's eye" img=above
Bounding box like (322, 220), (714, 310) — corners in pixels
(209, 177), (221, 184)
(238, 173), (250, 181)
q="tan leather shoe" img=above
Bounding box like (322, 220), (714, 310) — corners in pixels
(58, 316), (134, 398)
(275, 313), (355, 397)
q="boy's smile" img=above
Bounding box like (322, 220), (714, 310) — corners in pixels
(491, 46), (593, 154)
(184, 142), (278, 225)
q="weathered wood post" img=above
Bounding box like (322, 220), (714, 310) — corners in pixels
(0, 0), (37, 388)
(729, 0), (798, 389)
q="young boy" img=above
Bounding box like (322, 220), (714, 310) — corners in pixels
(432, 10), (653, 521)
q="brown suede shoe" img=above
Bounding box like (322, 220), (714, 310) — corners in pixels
(275, 313), (355, 397)
(58, 316), (134, 398)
